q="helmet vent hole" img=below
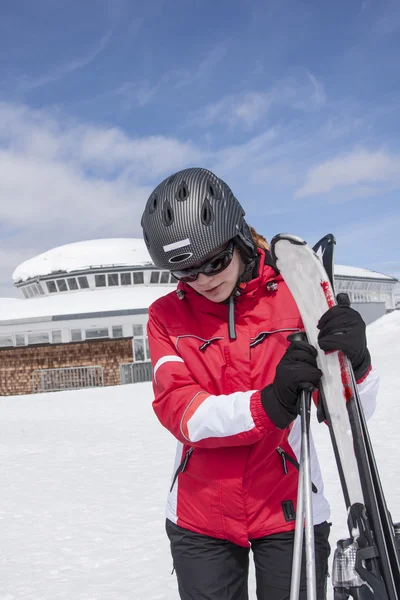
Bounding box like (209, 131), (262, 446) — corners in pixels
(169, 252), (193, 264)
(176, 181), (189, 202)
(207, 180), (221, 200)
(149, 195), (158, 214)
(163, 200), (174, 226)
(201, 198), (214, 226)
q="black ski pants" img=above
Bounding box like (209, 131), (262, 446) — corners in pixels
(166, 519), (331, 600)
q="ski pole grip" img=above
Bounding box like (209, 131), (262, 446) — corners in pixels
(336, 292), (351, 307)
(287, 332), (308, 344)
(287, 332), (316, 393)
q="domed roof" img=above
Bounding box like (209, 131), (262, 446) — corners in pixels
(13, 238), (153, 283)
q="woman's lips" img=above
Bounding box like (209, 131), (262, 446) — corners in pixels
(203, 283), (223, 294)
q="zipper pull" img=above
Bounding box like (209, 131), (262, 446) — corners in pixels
(199, 340), (213, 352)
(277, 447), (288, 474)
(181, 447), (194, 473)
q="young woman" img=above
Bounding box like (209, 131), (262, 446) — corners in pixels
(141, 167), (379, 600)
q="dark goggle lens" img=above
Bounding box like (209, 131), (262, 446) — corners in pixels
(172, 243), (234, 282)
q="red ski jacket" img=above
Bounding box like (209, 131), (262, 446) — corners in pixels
(147, 249), (378, 547)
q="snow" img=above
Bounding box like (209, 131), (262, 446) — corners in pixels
(0, 311), (399, 599)
(12, 239), (153, 283)
(334, 264), (396, 281)
(0, 286), (174, 322)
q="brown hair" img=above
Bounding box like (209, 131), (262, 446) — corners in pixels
(249, 226), (270, 251)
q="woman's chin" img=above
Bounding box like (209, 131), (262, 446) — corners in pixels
(201, 282), (232, 303)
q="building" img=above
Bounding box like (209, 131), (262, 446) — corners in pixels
(334, 264), (398, 324)
(0, 239), (176, 396)
(0, 238), (397, 396)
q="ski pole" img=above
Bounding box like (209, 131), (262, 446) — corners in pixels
(301, 387), (317, 600)
(288, 332), (317, 600)
(290, 439), (304, 600)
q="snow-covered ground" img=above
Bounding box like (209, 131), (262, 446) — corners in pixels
(0, 310), (399, 599)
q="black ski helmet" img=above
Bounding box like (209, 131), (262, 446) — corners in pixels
(141, 167), (256, 270)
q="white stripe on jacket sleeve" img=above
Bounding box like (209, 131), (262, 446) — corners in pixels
(182, 390), (258, 443)
(357, 367), (379, 421)
(153, 355), (184, 384)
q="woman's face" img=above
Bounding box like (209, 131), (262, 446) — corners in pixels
(187, 248), (244, 303)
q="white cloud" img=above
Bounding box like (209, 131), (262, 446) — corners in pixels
(16, 30), (113, 90)
(0, 103), (204, 176)
(173, 44), (228, 89)
(194, 92), (272, 130)
(193, 73), (327, 130)
(275, 73), (327, 111)
(0, 102), (208, 294)
(307, 73), (327, 108)
(114, 80), (160, 109)
(296, 149), (400, 197)
(214, 129), (279, 173)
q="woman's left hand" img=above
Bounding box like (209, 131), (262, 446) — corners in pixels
(317, 293), (371, 380)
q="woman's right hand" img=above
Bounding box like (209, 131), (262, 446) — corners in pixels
(260, 340), (322, 429)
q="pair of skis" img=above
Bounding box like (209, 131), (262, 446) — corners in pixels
(270, 233), (400, 600)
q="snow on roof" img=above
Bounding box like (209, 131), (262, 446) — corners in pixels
(334, 264), (396, 281)
(0, 286), (173, 323)
(12, 237), (397, 285)
(13, 239), (153, 283)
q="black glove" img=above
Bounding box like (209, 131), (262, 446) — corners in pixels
(261, 340), (323, 429)
(317, 293), (371, 381)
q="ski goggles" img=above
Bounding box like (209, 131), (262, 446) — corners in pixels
(171, 241), (235, 283)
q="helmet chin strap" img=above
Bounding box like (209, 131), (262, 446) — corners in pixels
(227, 248), (259, 341)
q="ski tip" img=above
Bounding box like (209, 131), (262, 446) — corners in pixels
(312, 234), (336, 252)
(270, 233), (307, 267)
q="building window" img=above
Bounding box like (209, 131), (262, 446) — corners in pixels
(134, 338), (145, 361)
(85, 328), (109, 339)
(51, 330), (62, 344)
(170, 273), (178, 284)
(56, 279), (68, 292)
(15, 334), (26, 346)
(26, 286), (35, 298)
(0, 335), (13, 347)
(27, 332), (50, 345)
(67, 278), (79, 291)
(112, 326), (123, 338)
(95, 274), (106, 287)
(36, 282), (45, 295)
(160, 271), (170, 284)
(71, 329), (82, 342)
(150, 271), (160, 284)
(30, 285), (39, 297)
(121, 273), (132, 286)
(133, 324), (143, 337)
(78, 276), (89, 289)
(22, 287), (30, 299)
(132, 323), (149, 362)
(107, 273), (119, 286)
(133, 271), (144, 284)
(46, 281), (57, 294)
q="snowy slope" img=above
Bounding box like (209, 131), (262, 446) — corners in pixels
(0, 311), (399, 599)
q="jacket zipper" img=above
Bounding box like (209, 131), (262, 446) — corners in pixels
(250, 328), (301, 348)
(175, 335), (224, 353)
(170, 447), (194, 492)
(276, 447), (318, 493)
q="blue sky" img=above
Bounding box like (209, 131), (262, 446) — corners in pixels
(0, 0), (399, 296)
